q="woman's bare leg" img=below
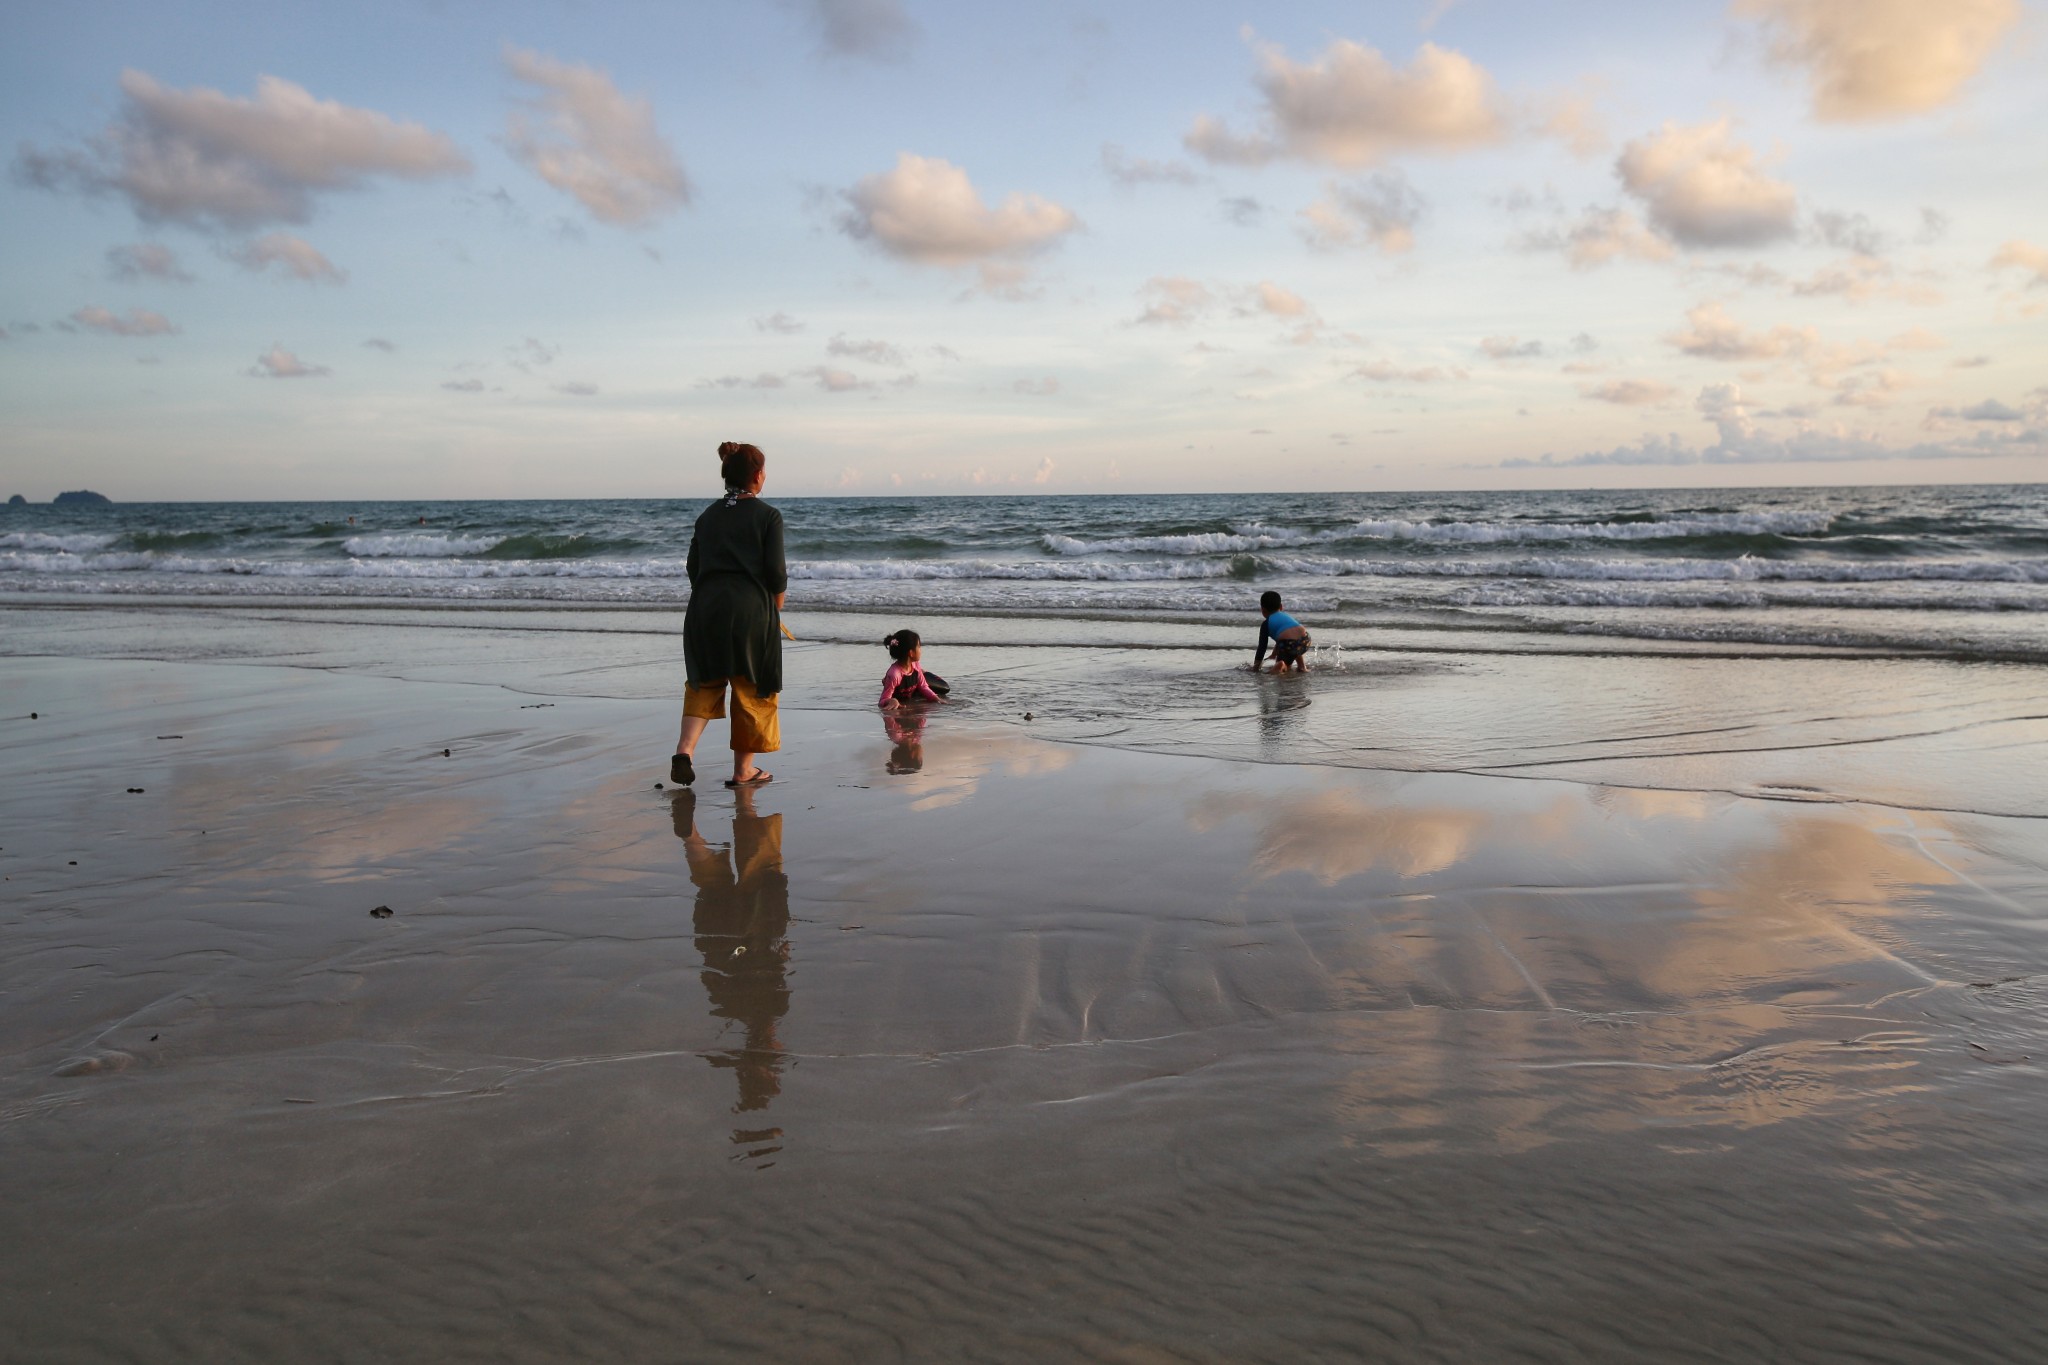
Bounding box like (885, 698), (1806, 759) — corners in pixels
(732, 749), (757, 781)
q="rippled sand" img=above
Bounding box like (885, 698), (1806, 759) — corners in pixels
(4, 646), (2047, 1362)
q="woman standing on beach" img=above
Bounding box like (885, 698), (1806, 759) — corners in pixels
(672, 441), (786, 788)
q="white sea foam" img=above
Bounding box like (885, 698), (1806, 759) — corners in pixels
(0, 531), (120, 553)
(790, 558), (1234, 582)
(342, 532), (504, 557)
(1049, 510), (1836, 555)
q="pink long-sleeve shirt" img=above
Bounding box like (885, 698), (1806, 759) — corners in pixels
(879, 661), (941, 706)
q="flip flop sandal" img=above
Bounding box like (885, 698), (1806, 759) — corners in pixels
(669, 753), (695, 785)
(724, 769), (773, 788)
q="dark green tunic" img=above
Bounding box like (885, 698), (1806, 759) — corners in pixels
(684, 495), (787, 696)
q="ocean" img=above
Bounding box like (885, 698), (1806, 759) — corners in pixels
(6, 484), (2048, 662)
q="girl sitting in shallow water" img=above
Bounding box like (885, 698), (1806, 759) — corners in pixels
(878, 629), (949, 709)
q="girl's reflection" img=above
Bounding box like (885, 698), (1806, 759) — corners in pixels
(672, 789), (790, 1122)
(884, 706), (928, 773)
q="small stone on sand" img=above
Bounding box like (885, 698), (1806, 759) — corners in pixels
(370, 905), (394, 919)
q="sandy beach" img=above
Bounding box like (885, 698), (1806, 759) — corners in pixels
(5, 604), (2047, 1362)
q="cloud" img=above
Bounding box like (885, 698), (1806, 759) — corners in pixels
(510, 337), (558, 370)
(1517, 206), (1673, 269)
(502, 48), (689, 227)
(798, 0), (918, 62)
(1241, 281), (1312, 318)
(699, 373), (787, 390)
(554, 381), (599, 396)
(754, 311), (805, 334)
(1989, 240), (2048, 289)
(1811, 209), (1886, 257)
(804, 365), (874, 392)
(247, 344), (328, 378)
(1185, 39), (1506, 167)
(1013, 376), (1060, 396)
(1786, 255), (1940, 304)
(1666, 301), (1816, 361)
(826, 333), (908, 366)
(1131, 276), (1214, 327)
(1219, 195), (1265, 226)
(1735, 0), (2020, 121)
(70, 306), (177, 336)
(363, 337), (397, 352)
(1532, 88), (1609, 158)
(442, 377), (485, 392)
(1299, 171), (1423, 252)
(1479, 335), (1542, 360)
(1354, 360), (1463, 382)
(225, 231), (345, 283)
(1930, 399), (2024, 421)
(1032, 455), (1057, 484)
(14, 70), (467, 230)
(838, 153), (1080, 266)
(1101, 144), (1202, 187)
(1616, 119), (1796, 248)
(1585, 378), (1676, 405)
(105, 242), (192, 283)
(1570, 332), (1599, 353)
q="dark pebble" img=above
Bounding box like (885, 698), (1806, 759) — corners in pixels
(127, 787), (144, 794)
(69, 860), (77, 866)
(370, 905), (394, 919)
(149, 1034), (159, 1042)
(30, 712), (37, 719)
(655, 781), (665, 789)
(442, 748), (451, 757)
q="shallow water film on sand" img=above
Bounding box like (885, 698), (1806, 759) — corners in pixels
(4, 494), (2048, 1361)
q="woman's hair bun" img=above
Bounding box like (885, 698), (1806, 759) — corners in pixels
(717, 440), (740, 458)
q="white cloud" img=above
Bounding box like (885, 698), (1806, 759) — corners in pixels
(1666, 301), (1817, 360)
(1014, 376), (1060, 396)
(105, 243), (192, 283)
(827, 334), (908, 366)
(838, 154), (1079, 266)
(503, 48), (690, 227)
(805, 365), (874, 392)
(554, 381), (599, 396)
(1354, 360), (1463, 382)
(700, 373), (787, 390)
(1242, 281), (1312, 318)
(1517, 206), (1675, 269)
(1479, 335), (1543, 360)
(1585, 378), (1676, 405)
(1787, 256), (1942, 305)
(1811, 209), (1886, 257)
(70, 306), (177, 336)
(1616, 119), (1797, 248)
(363, 337), (397, 352)
(1989, 240), (2048, 289)
(225, 232), (345, 283)
(442, 378), (484, 392)
(1032, 456), (1057, 484)
(1186, 39), (1506, 167)
(1930, 399), (2024, 421)
(799, 0), (918, 62)
(1101, 144), (1203, 188)
(754, 311), (805, 334)
(248, 344), (328, 378)
(15, 70), (467, 229)
(1132, 277), (1214, 327)
(1532, 88), (1609, 158)
(1299, 172), (1423, 253)
(1735, 0), (2020, 121)
(510, 337), (558, 370)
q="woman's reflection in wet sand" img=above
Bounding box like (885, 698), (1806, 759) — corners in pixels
(671, 789), (790, 1159)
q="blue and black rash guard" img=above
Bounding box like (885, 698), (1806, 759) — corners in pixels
(1254, 610), (1304, 667)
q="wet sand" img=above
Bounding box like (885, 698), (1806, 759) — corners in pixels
(4, 648), (2048, 1362)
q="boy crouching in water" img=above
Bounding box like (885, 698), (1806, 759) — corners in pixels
(1251, 590), (1312, 672)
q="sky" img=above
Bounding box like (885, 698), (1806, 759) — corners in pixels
(1, 0), (2044, 500)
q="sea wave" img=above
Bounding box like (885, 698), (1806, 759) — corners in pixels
(1048, 510), (1837, 555)
(0, 531), (120, 553)
(342, 532), (503, 557)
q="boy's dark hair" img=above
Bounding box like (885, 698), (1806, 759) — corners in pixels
(884, 628), (921, 662)
(1259, 591), (1283, 615)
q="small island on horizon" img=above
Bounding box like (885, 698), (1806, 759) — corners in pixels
(51, 490), (112, 506)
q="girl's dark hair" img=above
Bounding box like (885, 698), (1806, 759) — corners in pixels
(883, 629), (921, 662)
(717, 440), (766, 491)
(1259, 590), (1283, 615)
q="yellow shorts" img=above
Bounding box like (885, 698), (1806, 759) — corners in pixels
(683, 676), (780, 753)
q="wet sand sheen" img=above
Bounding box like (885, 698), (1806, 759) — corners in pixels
(3, 655), (2046, 1362)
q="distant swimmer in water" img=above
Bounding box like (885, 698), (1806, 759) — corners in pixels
(878, 628), (949, 709)
(1251, 590), (1311, 673)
